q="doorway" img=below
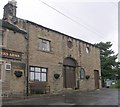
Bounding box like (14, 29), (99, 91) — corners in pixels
(64, 66), (75, 88)
(63, 57), (77, 89)
(94, 70), (99, 89)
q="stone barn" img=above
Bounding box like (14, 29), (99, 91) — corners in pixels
(0, 0), (101, 96)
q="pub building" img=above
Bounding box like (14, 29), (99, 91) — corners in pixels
(0, 0), (101, 97)
(0, 18), (27, 97)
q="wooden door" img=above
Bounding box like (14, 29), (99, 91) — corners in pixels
(64, 66), (76, 88)
(94, 70), (99, 89)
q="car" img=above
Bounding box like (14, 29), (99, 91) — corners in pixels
(112, 80), (117, 85)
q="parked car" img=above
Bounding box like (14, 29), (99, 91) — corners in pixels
(111, 80), (117, 85)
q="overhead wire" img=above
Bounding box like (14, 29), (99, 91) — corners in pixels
(38, 0), (118, 53)
(49, 2), (108, 40)
(38, 0), (106, 40)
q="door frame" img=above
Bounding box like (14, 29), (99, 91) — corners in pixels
(64, 65), (76, 88)
(94, 70), (100, 89)
(63, 57), (77, 89)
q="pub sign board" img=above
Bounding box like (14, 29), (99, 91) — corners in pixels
(0, 48), (22, 60)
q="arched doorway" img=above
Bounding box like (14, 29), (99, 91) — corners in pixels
(63, 57), (77, 89)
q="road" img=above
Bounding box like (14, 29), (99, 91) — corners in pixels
(2, 88), (119, 106)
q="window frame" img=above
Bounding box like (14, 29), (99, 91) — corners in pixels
(80, 68), (85, 79)
(29, 66), (48, 82)
(0, 61), (5, 82)
(86, 46), (90, 54)
(38, 38), (51, 52)
(0, 29), (4, 46)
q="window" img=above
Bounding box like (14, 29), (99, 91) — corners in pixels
(67, 41), (73, 48)
(80, 68), (85, 79)
(0, 29), (3, 46)
(29, 66), (47, 82)
(86, 47), (90, 53)
(67, 38), (73, 48)
(38, 38), (50, 52)
(0, 62), (4, 81)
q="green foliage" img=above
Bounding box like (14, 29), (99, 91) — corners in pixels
(111, 80), (120, 88)
(94, 42), (118, 80)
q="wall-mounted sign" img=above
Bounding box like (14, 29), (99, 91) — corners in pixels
(5, 63), (11, 70)
(0, 48), (22, 60)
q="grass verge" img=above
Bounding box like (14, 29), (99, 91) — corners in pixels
(110, 80), (120, 88)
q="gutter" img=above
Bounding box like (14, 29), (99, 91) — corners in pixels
(0, 19), (27, 34)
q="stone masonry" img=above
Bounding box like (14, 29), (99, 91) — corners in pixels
(0, 0), (101, 96)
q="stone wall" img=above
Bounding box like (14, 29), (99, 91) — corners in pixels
(27, 22), (101, 93)
(1, 29), (26, 97)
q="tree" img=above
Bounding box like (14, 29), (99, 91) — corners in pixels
(95, 42), (118, 81)
(116, 62), (120, 80)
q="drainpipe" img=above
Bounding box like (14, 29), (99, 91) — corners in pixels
(27, 24), (29, 96)
(25, 21), (29, 96)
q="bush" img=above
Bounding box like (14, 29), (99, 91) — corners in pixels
(110, 80), (120, 88)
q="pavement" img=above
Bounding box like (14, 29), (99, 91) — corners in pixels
(2, 88), (119, 106)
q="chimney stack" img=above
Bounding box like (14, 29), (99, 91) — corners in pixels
(8, 0), (17, 6)
(3, 0), (17, 23)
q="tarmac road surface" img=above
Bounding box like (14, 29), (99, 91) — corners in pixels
(2, 88), (119, 106)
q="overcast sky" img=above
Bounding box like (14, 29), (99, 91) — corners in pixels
(0, 0), (118, 54)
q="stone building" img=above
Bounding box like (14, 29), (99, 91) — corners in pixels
(0, 0), (101, 96)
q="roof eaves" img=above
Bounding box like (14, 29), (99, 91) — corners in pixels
(0, 19), (27, 34)
(26, 20), (98, 48)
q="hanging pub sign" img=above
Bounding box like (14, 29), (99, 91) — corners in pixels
(0, 48), (22, 60)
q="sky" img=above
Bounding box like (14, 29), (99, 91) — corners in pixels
(0, 0), (119, 55)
